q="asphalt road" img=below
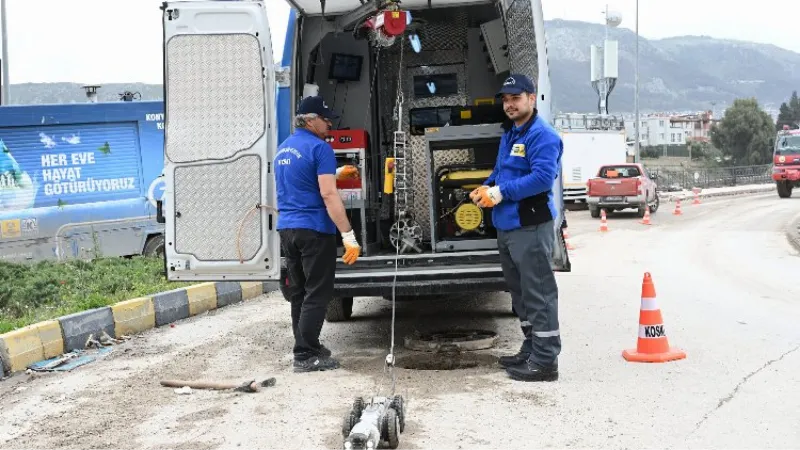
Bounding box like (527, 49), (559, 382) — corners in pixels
(1, 193), (799, 450)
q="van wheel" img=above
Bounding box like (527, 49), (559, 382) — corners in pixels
(143, 235), (165, 258)
(777, 181), (792, 198)
(589, 206), (600, 218)
(326, 297), (354, 322)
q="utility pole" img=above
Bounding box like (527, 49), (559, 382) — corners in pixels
(634, 0), (640, 162)
(1, 0), (8, 106)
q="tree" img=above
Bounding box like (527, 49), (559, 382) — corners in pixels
(776, 91), (800, 130)
(776, 102), (795, 130)
(709, 98), (775, 165)
(790, 91), (800, 119)
(687, 140), (711, 160)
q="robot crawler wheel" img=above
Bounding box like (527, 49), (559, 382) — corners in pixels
(381, 408), (400, 449)
(390, 395), (405, 433)
(342, 409), (359, 437)
(342, 397), (364, 437)
(352, 396), (365, 416)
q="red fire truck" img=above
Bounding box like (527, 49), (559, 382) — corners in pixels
(772, 125), (800, 198)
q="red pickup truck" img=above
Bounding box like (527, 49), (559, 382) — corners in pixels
(586, 163), (660, 218)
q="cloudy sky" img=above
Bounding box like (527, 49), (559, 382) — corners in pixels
(5, 0), (799, 84)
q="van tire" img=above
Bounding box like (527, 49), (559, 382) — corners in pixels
(589, 206), (600, 218)
(143, 234), (165, 258)
(326, 297), (354, 322)
(777, 181), (792, 198)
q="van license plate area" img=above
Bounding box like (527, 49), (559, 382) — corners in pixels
(603, 196), (623, 202)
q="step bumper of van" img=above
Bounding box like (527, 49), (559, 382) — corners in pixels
(333, 263), (508, 297)
(332, 250), (503, 297)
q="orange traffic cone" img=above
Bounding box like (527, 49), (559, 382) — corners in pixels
(673, 198), (683, 215)
(640, 206), (652, 225)
(563, 227), (576, 250)
(622, 272), (686, 363)
(692, 188), (701, 205)
(599, 209), (609, 232)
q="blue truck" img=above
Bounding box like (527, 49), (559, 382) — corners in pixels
(0, 100), (167, 262)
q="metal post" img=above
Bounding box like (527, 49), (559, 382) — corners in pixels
(1, 0), (8, 105)
(633, 0), (640, 162)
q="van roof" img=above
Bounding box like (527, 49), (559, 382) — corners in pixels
(287, 0), (489, 15)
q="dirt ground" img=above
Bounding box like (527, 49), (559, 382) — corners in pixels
(1, 193), (799, 449)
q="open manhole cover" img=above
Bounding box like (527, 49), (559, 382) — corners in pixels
(395, 352), (498, 371)
(403, 329), (499, 352)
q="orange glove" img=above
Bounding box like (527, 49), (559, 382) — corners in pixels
(469, 185), (488, 204)
(341, 230), (361, 265)
(336, 165), (359, 180)
(476, 186), (503, 208)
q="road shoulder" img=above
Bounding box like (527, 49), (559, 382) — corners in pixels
(0, 281), (280, 378)
(785, 210), (800, 254)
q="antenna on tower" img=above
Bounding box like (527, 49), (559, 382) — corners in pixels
(590, 5), (620, 115)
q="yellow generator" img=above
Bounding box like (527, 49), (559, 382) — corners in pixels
(433, 166), (496, 251)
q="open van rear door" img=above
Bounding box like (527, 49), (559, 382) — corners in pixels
(161, 1), (280, 281)
(517, 0), (571, 272)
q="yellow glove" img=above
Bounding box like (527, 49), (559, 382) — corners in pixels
(476, 186), (503, 208)
(336, 165), (359, 180)
(469, 185), (488, 204)
(341, 229), (361, 265)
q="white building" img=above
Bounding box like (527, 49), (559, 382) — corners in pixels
(624, 111), (717, 147)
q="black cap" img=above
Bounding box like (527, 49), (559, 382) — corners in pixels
(297, 95), (339, 120)
(495, 73), (537, 98)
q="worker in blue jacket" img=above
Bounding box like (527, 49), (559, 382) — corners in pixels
(470, 74), (563, 382)
(274, 95), (361, 373)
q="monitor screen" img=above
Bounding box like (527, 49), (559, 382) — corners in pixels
(328, 53), (363, 82)
(413, 73), (459, 98)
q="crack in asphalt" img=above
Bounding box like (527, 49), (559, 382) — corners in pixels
(690, 343), (800, 435)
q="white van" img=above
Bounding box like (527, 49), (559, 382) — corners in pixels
(159, 0), (571, 321)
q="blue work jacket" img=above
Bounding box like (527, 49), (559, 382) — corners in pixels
(274, 128), (337, 234)
(484, 112), (563, 231)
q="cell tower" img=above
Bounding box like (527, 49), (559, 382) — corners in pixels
(590, 6), (621, 115)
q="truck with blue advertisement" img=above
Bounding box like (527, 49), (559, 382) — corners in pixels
(0, 100), (166, 263)
(159, 0), (571, 321)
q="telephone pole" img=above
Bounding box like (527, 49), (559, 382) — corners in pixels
(1, 0), (9, 105)
(634, 0), (640, 162)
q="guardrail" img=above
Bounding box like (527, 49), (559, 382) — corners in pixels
(651, 164), (773, 191)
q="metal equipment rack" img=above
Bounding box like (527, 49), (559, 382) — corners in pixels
(423, 124), (505, 253)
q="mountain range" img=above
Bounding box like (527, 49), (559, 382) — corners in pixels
(4, 19), (799, 115)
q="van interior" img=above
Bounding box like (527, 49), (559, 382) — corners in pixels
(289, 0), (541, 258)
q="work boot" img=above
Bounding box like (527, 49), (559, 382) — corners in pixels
(318, 345), (332, 358)
(498, 351), (530, 369)
(293, 355), (341, 373)
(505, 361), (558, 382)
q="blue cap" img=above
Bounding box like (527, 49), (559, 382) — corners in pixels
(495, 74), (536, 98)
(297, 95), (339, 120)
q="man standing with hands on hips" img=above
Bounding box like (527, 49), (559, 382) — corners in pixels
(470, 74), (563, 382)
(274, 95), (361, 373)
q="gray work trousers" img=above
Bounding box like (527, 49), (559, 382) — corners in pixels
(497, 221), (561, 367)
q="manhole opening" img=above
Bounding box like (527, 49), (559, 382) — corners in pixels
(403, 329), (499, 352)
(395, 352), (498, 371)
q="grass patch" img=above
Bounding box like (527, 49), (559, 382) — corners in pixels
(0, 256), (193, 334)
